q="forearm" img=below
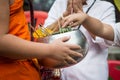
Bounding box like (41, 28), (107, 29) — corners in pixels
(0, 34), (50, 60)
(82, 15), (114, 41)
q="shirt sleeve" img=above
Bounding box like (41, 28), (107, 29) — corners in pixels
(113, 23), (120, 46)
(92, 1), (116, 47)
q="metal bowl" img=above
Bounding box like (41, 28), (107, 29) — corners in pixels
(38, 29), (89, 68)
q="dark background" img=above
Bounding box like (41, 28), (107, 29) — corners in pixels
(23, 0), (55, 12)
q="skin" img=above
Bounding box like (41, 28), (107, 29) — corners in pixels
(61, 0), (114, 41)
(72, 0), (95, 39)
(61, 10), (114, 41)
(64, 0), (87, 17)
(47, 0), (85, 32)
(0, 0), (83, 66)
(47, 0), (93, 39)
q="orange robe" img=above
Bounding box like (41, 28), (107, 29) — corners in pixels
(0, 0), (41, 80)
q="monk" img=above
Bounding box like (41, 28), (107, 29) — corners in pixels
(0, 0), (82, 80)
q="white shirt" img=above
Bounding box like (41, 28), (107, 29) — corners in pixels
(113, 23), (120, 46)
(44, 0), (115, 80)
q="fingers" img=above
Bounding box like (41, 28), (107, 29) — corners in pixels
(54, 60), (69, 68)
(66, 0), (73, 16)
(67, 0), (83, 13)
(61, 12), (87, 28)
(75, 48), (85, 54)
(54, 53), (81, 68)
(64, 49), (83, 65)
(69, 48), (83, 57)
(63, 11), (69, 17)
(65, 56), (77, 65)
(61, 13), (81, 27)
(62, 16), (74, 27)
(67, 49), (84, 64)
(64, 43), (83, 58)
(72, 0), (82, 12)
(66, 43), (81, 50)
(64, 0), (84, 27)
(53, 56), (77, 68)
(66, 44), (84, 59)
(70, 22), (80, 27)
(62, 18), (79, 27)
(58, 36), (71, 42)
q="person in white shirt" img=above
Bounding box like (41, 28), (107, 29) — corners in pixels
(62, 11), (120, 46)
(44, 0), (116, 80)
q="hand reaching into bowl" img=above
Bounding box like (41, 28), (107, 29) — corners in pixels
(62, 10), (88, 27)
(61, 0), (85, 28)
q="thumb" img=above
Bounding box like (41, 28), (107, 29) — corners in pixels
(63, 11), (69, 17)
(59, 36), (71, 42)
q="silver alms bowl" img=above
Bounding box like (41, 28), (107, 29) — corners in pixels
(38, 29), (89, 68)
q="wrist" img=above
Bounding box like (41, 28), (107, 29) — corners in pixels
(36, 43), (51, 59)
(45, 43), (55, 57)
(82, 14), (89, 24)
(77, 11), (88, 24)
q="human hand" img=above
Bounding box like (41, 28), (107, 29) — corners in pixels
(61, 0), (85, 27)
(72, 0), (83, 13)
(40, 36), (83, 68)
(63, 0), (74, 17)
(63, 0), (82, 17)
(62, 10), (88, 28)
(66, 0), (84, 14)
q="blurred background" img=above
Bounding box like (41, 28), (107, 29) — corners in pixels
(23, 0), (55, 12)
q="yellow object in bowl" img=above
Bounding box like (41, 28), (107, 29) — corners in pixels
(33, 28), (53, 38)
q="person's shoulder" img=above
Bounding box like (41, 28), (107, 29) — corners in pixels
(94, 0), (115, 11)
(96, 0), (114, 7)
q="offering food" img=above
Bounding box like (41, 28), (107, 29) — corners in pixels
(32, 25), (88, 68)
(33, 25), (72, 38)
